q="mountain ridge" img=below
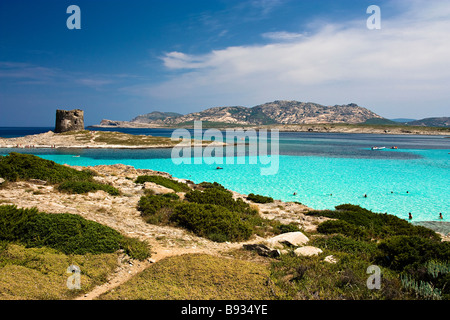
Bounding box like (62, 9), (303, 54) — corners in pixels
(405, 117), (450, 127)
(118, 100), (383, 126)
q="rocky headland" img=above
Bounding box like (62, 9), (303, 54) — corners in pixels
(0, 130), (223, 149)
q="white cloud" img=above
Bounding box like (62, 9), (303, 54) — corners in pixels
(128, 0), (450, 118)
(250, 0), (285, 15)
(75, 78), (114, 89)
(0, 61), (138, 91)
(0, 62), (59, 81)
(262, 31), (304, 41)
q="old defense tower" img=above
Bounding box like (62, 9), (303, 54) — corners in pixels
(54, 109), (84, 133)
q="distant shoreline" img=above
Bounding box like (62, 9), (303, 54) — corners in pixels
(1, 124), (449, 150)
(0, 130), (224, 149)
(89, 123), (450, 136)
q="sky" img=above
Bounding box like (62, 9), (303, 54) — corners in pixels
(0, 0), (449, 126)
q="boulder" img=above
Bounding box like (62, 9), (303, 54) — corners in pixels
(143, 182), (174, 194)
(324, 255), (338, 264)
(0, 178), (5, 185)
(293, 246), (323, 257)
(265, 232), (309, 249)
(243, 244), (281, 258)
(28, 179), (47, 185)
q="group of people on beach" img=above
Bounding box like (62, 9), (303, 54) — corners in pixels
(15, 144), (36, 148)
(14, 144), (57, 148)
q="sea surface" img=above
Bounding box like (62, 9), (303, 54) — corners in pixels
(1, 127), (449, 222)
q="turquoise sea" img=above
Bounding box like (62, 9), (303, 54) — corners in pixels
(1, 128), (449, 222)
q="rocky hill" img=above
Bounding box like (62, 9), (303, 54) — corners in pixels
(131, 111), (183, 124)
(406, 117), (450, 127)
(99, 100), (384, 127)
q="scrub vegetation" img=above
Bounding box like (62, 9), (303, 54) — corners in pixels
(97, 253), (279, 300)
(0, 205), (151, 300)
(0, 153), (119, 196)
(137, 180), (293, 242)
(135, 175), (191, 192)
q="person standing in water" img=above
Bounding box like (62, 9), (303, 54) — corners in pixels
(408, 212), (413, 220)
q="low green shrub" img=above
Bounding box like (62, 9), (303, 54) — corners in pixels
(138, 194), (176, 217)
(137, 194), (177, 225)
(185, 188), (257, 215)
(246, 193), (274, 204)
(161, 193), (180, 200)
(0, 152), (93, 183)
(0, 153), (122, 197)
(308, 204), (438, 240)
(57, 180), (120, 196)
(311, 235), (379, 258)
(317, 220), (370, 240)
(401, 274), (443, 300)
(197, 181), (227, 191)
(400, 260), (450, 300)
(170, 203), (253, 242)
(376, 236), (450, 272)
(268, 252), (405, 300)
(135, 175), (190, 192)
(0, 205), (150, 260)
(23, 212), (123, 255)
(138, 190), (304, 243)
(272, 222), (300, 234)
(119, 236), (151, 261)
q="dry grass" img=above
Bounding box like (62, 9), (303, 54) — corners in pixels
(0, 243), (118, 300)
(98, 253), (280, 300)
(93, 131), (178, 146)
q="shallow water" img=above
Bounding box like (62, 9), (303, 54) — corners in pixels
(1, 129), (449, 222)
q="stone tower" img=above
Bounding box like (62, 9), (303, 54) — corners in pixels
(55, 109), (84, 133)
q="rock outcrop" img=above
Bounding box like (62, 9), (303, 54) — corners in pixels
(55, 109), (84, 133)
(124, 101), (384, 126)
(294, 246), (323, 257)
(265, 231), (310, 249)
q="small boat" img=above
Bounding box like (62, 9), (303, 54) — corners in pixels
(216, 166), (223, 170)
(73, 155), (81, 157)
(390, 146), (398, 149)
(371, 146), (385, 150)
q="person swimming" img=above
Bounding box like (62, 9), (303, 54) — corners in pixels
(364, 194), (367, 198)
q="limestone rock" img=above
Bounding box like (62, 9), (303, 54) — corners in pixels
(55, 109), (84, 133)
(265, 231), (309, 249)
(243, 243), (281, 258)
(143, 182), (174, 194)
(0, 178), (5, 185)
(294, 246), (323, 257)
(28, 179), (47, 185)
(324, 255), (338, 264)
(126, 101), (383, 126)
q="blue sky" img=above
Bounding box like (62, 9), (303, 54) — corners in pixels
(1, 0), (449, 126)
